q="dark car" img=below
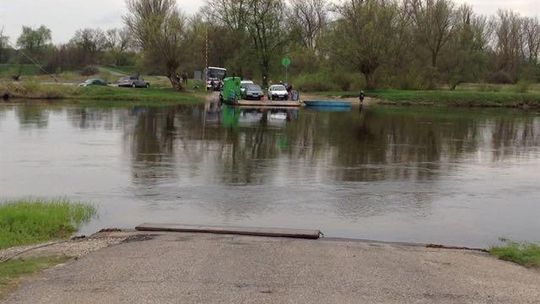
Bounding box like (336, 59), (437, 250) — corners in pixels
(242, 84), (264, 100)
(118, 76), (150, 88)
(79, 79), (108, 87)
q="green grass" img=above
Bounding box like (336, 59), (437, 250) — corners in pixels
(490, 241), (540, 268)
(312, 89), (540, 108)
(0, 199), (96, 250)
(0, 81), (206, 106)
(72, 86), (205, 107)
(0, 64), (42, 77)
(0, 256), (69, 299)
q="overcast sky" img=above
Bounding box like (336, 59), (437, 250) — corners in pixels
(1, 0), (539, 44)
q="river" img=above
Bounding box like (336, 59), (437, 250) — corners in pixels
(1, 101), (539, 247)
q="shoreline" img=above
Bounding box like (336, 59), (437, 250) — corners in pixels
(0, 228), (492, 262)
(2, 82), (540, 109)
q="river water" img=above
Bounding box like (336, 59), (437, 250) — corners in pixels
(1, 101), (539, 247)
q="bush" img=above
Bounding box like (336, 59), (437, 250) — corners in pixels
(80, 66), (99, 76)
(488, 71), (514, 84)
(477, 83), (502, 92)
(293, 72), (364, 92)
(512, 80), (530, 93)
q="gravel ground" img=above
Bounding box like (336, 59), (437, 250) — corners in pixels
(0, 230), (131, 262)
(3, 232), (540, 304)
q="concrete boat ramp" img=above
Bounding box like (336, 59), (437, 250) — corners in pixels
(4, 225), (540, 304)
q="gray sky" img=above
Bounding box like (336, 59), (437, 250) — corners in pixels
(1, 0), (539, 44)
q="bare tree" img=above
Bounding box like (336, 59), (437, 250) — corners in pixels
(124, 0), (189, 90)
(406, 0), (457, 68)
(105, 28), (133, 66)
(522, 17), (540, 65)
(288, 0), (328, 50)
(203, 0), (251, 32)
(70, 28), (107, 65)
(491, 10), (524, 80)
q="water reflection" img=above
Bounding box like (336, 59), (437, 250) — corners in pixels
(0, 102), (539, 246)
(16, 104), (49, 128)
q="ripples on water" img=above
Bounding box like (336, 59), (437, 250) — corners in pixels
(0, 102), (539, 247)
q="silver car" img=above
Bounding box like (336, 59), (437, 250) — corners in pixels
(242, 84), (264, 100)
(118, 76), (150, 88)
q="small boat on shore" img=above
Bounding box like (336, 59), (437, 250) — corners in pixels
(303, 100), (352, 108)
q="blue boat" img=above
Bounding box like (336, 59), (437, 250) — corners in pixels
(304, 100), (352, 108)
(305, 106), (351, 112)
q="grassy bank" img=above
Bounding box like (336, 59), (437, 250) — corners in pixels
(0, 81), (206, 106)
(315, 89), (540, 108)
(0, 256), (69, 299)
(0, 199), (96, 250)
(490, 241), (540, 268)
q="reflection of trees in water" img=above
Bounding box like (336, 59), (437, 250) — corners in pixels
(67, 108), (123, 130)
(491, 116), (540, 161)
(88, 104), (539, 219)
(126, 108), (177, 184)
(16, 104), (49, 128)
(0, 105), (9, 125)
(121, 106), (539, 187)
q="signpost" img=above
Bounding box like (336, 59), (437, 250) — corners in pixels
(281, 56), (291, 83)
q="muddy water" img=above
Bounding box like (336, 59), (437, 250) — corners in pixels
(1, 102), (539, 247)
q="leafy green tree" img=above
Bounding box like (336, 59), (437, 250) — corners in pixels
(0, 27), (10, 63)
(16, 25), (52, 62)
(125, 0), (189, 90)
(330, 0), (400, 89)
(204, 0), (289, 87)
(444, 5), (490, 89)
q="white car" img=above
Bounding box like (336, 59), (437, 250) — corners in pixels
(268, 85), (289, 101)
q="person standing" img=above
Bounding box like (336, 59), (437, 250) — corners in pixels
(359, 90), (365, 105)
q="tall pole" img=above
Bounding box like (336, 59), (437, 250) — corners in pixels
(205, 24), (209, 91)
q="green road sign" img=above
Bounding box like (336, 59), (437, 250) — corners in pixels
(281, 57), (291, 67)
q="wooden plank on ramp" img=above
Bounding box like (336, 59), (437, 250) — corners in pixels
(135, 223), (321, 239)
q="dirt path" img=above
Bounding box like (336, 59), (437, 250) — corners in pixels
(3, 231), (540, 304)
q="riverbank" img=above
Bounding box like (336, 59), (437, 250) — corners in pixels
(312, 89), (540, 108)
(3, 230), (540, 304)
(0, 82), (206, 106)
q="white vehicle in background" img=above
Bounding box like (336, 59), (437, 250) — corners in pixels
(267, 84), (289, 101)
(205, 67), (227, 91)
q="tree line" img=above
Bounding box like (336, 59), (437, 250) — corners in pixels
(1, 0), (539, 90)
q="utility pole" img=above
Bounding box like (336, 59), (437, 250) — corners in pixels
(205, 24), (209, 91)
